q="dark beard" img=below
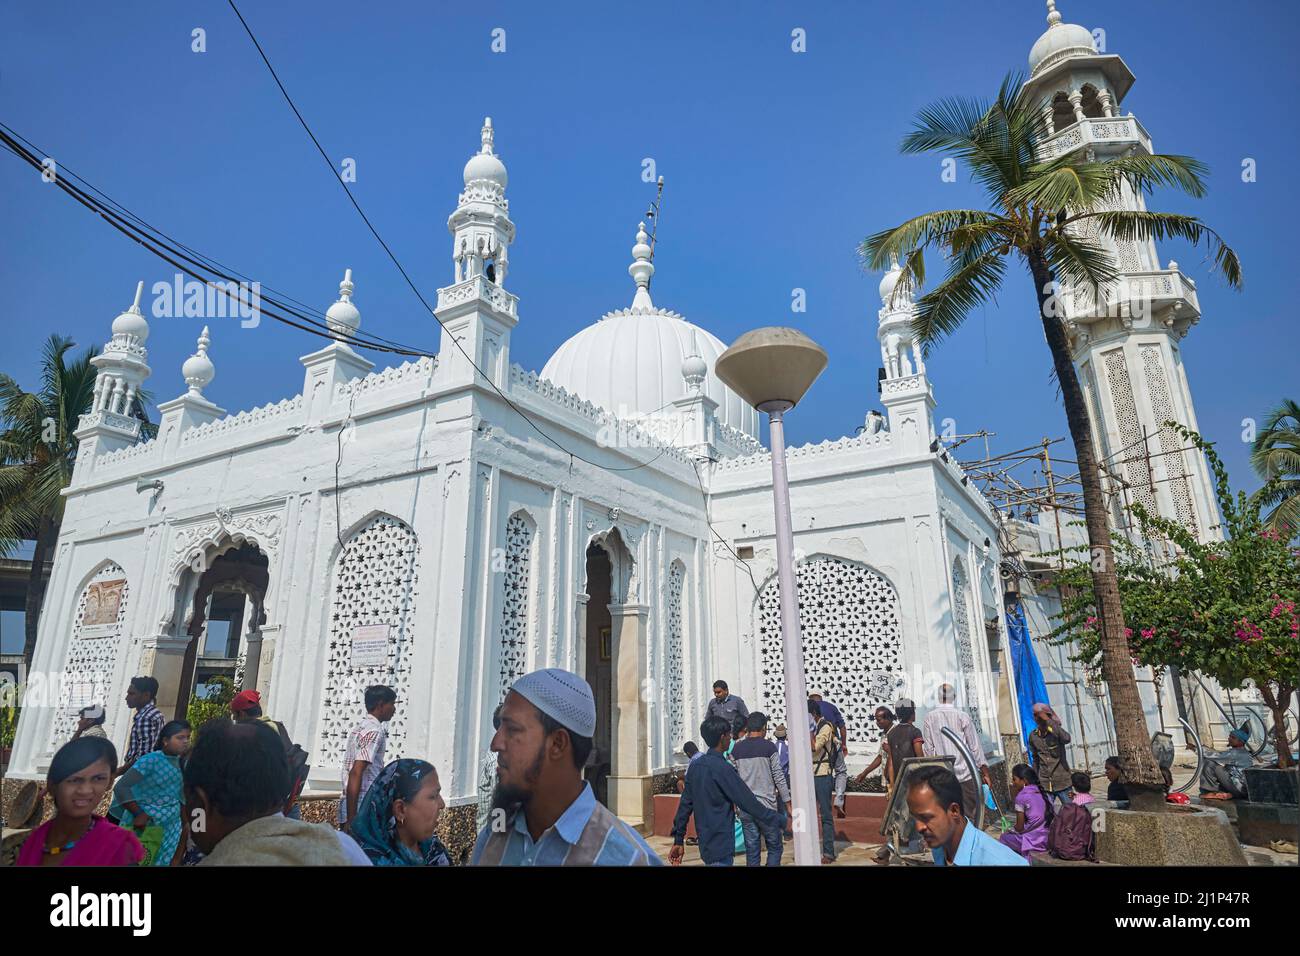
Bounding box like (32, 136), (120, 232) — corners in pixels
(490, 746), (545, 813)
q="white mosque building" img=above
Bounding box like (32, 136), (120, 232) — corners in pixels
(8, 3), (1237, 838)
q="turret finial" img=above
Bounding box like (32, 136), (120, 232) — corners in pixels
(1046, 0), (1063, 27)
(629, 221), (655, 310)
(481, 117), (495, 155)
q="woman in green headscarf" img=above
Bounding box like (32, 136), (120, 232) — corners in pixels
(352, 759), (451, 866)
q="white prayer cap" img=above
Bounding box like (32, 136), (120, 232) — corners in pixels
(509, 668), (597, 739)
(79, 704), (105, 720)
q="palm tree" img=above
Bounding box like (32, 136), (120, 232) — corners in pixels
(862, 73), (1241, 809)
(0, 335), (154, 668)
(1251, 399), (1300, 540)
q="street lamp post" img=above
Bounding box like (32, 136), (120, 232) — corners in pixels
(715, 327), (828, 866)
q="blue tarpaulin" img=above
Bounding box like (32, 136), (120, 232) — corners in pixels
(1006, 602), (1050, 752)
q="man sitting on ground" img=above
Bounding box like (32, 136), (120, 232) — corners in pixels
(1199, 728), (1256, 799)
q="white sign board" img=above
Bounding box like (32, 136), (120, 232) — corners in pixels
(350, 624), (391, 668)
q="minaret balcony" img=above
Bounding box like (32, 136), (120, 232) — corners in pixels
(435, 275), (519, 319)
(1063, 267), (1200, 334)
(1039, 115), (1153, 160)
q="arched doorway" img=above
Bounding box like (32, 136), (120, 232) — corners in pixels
(173, 542), (269, 720)
(584, 541), (613, 805)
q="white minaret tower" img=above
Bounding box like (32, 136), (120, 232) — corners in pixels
(876, 255), (935, 456)
(436, 117), (519, 389)
(1023, 1), (1219, 544)
(73, 282), (153, 480)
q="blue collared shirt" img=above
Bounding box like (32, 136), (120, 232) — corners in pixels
(931, 820), (1029, 866)
(471, 782), (662, 866)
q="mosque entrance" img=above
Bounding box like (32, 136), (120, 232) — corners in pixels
(173, 542), (269, 720)
(583, 542), (614, 806)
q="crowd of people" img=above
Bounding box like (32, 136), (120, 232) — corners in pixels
(15, 666), (1217, 868)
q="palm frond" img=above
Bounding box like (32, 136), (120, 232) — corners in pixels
(1102, 154), (1210, 199)
(1075, 211), (1243, 288)
(911, 250), (1008, 348)
(1043, 231), (1119, 293)
(860, 210), (1009, 272)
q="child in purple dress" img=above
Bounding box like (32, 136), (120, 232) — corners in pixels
(999, 764), (1053, 859)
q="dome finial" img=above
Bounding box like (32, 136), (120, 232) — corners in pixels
(182, 325), (215, 396)
(481, 117), (495, 155)
(131, 280), (144, 314)
(629, 220), (655, 310)
(326, 268), (361, 337)
(1046, 0), (1063, 27)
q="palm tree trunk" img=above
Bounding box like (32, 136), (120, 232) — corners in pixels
(22, 515), (58, 668)
(1029, 252), (1167, 808)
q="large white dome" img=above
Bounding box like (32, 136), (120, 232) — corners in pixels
(1029, 2), (1096, 76)
(540, 307), (759, 439)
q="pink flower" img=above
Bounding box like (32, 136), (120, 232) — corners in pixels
(1140, 627), (1156, 641)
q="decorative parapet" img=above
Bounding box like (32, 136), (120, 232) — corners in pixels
(714, 421), (763, 458)
(181, 395), (304, 447)
(97, 436), (160, 470)
(714, 429), (893, 473)
(1039, 115), (1153, 159)
(1063, 268), (1200, 328)
(436, 276), (518, 319)
(76, 410), (142, 438)
(336, 356), (437, 400)
(881, 373), (929, 397)
(508, 364), (692, 467)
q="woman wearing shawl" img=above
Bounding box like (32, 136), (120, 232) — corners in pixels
(109, 720), (191, 866)
(17, 736), (145, 866)
(352, 758), (451, 866)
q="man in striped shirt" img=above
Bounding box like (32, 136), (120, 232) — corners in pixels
(472, 668), (661, 866)
(119, 676), (164, 776)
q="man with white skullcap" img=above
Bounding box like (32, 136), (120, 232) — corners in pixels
(73, 704), (108, 741)
(472, 668), (662, 866)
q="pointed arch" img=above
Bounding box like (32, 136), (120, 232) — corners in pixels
(1080, 83), (1104, 119)
(950, 555), (984, 734)
(496, 509), (537, 700)
(1051, 90), (1076, 131)
(755, 554), (904, 746)
(49, 560), (131, 747)
(665, 558), (687, 750)
(316, 512), (419, 766)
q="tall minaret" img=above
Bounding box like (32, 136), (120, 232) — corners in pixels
(73, 282), (153, 481)
(1022, 1), (1219, 544)
(436, 117), (519, 390)
(876, 255), (935, 456)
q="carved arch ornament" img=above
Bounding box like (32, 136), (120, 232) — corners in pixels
(583, 524), (638, 605)
(157, 509), (282, 635)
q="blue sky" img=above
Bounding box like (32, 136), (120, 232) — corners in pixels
(4, 0), (1296, 501)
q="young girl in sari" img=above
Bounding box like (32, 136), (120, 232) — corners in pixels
(110, 720), (192, 866)
(17, 736), (144, 866)
(999, 763), (1054, 860)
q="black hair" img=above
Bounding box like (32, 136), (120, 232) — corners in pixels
(157, 720), (192, 750)
(745, 712), (768, 733)
(682, 741), (699, 757)
(183, 719), (290, 818)
(392, 760), (437, 805)
(712, 680), (728, 692)
(1011, 763), (1041, 787)
(897, 704), (916, 723)
(129, 675), (159, 700)
(241, 704), (264, 719)
(77, 706), (106, 726)
(700, 715), (730, 749)
(807, 699), (822, 717)
(48, 736), (118, 788)
(365, 685), (397, 712)
(1071, 771), (1091, 793)
(731, 714), (747, 736)
(1104, 755), (1121, 771)
(537, 708), (595, 770)
(875, 707), (895, 722)
(908, 765), (962, 813)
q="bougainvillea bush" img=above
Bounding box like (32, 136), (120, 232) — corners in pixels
(1051, 425), (1299, 768)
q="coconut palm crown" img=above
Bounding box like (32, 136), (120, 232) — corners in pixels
(861, 72), (1242, 805)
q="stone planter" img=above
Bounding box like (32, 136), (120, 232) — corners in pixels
(1094, 804), (1247, 866)
(1245, 766), (1298, 806)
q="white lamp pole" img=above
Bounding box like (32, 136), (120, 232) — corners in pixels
(715, 327), (828, 866)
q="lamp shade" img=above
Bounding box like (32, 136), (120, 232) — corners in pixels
(714, 327), (828, 409)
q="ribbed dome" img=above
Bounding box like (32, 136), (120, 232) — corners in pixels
(540, 308), (759, 439)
